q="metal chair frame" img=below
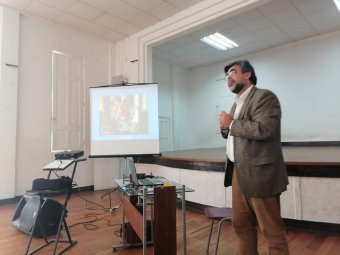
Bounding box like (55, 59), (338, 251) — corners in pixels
(205, 207), (232, 255)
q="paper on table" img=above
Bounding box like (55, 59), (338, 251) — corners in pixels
(43, 159), (74, 170)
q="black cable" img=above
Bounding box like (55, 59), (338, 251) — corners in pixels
(68, 212), (122, 230)
(72, 181), (122, 212)
(67, 181), (123, 232)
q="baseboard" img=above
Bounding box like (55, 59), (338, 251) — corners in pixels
(183, 200), (340, 235)
(283, 218), (340, 236)
(0, 196), (22, 206)
(179, 200), (207, 213)
(73, 185), (94, 193)
(0, 185), (94, 206)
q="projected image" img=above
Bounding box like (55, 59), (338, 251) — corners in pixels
(90, 84), (159, 156)
(98, 95), (148, 135)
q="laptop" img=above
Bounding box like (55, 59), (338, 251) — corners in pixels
(127, 158), (163, 187)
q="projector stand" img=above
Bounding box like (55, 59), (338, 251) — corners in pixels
(24, 158), (86, 255)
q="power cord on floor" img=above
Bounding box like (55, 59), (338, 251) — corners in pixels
(72, 181), (122, 212)
(68, 212), (122, 231)
(68, 182), (123, 231)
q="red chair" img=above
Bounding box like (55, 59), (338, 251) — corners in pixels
(204, 207), (232, 254)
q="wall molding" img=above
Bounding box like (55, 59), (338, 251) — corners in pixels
(282, 141), (340, 146)
(137, 154), (340, 178)
(182, 200), (340, 235)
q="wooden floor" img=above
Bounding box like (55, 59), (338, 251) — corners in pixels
(1, 190), (340, 255)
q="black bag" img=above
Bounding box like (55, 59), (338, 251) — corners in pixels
(32, 176), (72, 190)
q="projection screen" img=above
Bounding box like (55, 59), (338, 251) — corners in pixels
(90, 84), (159, 157)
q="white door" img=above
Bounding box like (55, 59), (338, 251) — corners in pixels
(159, 116), (173, 152)
(51, 51), (85, 151)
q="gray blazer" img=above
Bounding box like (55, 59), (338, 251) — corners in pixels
(221, 86), (288, 197)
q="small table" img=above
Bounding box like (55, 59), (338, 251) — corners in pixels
(113, 178), (194, 255)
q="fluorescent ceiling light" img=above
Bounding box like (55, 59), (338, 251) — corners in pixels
(200, 32), (239, 51)
(333, 0), (340, 12)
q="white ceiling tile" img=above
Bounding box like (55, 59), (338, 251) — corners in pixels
(291, 0), (335, 15)
(266, 8), (304, 25)
(183, 53), (204, 62)
(101, 30), (125, 42)
(176, 55), (197, 63)
(183, 41), (206, 51)
(171, 47), (189, 57)
(148, 2), (180, 20)
(113, 22), (141, 36)
(37, 0), (77, 10)
(262, 33), (291, 47)
(170, 36), (196, 46)
(189, 27), (216, 40)
(80, 0), (121, 12)
(279, 23), (316, 40)
(94, 13), (125, 30)
(255, 26), (284, 38)
(275, 15), (313, 32)
(198, 46), (222, 57)
(80, 22), (111, 36)
(287, 29), (317, 41)
(107, 1), (143, 21)
(157, 41), (180, 52)
(210, 19), (237, 32)
(124, 0), (163, 12)
(241, 40), (268, 52)
(67, 2), (104, 21)
(222, 26), (257, 44)
(227, 47), (248, 58)
(259, 0), (296, 16)
(241, 17), (272, 32)
(54, 13), (89, 29)
(305, 8), (340, 24)
(255, 27), (290, 45)
(25, 1), (62, 20)
(130, 13), (160, 28)
(310, 16), (340, 34)
(233, 9), (266, 24)
(0, 0), (31, 10)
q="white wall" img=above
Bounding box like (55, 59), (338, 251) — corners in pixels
(152, 57), (190, 150)
(0, 7), (19, 199)
(153, 57), (174, 119)
(176, 30), (340, 149)
(14, 14), (112, 196)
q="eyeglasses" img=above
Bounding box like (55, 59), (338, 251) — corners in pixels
(224, 70), (236, 80)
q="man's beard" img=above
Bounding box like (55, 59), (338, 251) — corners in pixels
(229, 82), (244, 94)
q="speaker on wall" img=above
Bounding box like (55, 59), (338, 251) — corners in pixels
(12, 194), (63, 237)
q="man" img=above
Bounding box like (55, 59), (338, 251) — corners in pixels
(219, 60), (289, 255)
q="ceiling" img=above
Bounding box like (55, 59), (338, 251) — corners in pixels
(153, 0), (340, 68)
(0, 0), (205, 42)
(1, 0), (339, 68)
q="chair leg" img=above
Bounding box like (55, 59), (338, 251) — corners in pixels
(214, 218), (229, 255)
(206, 220), (214, 253)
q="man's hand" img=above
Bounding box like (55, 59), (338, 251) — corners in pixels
(219, 111), (233, 129)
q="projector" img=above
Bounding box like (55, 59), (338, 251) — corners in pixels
(55, 150), (84, 160)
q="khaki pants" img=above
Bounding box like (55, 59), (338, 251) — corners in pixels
(232, 169), (289, 255)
